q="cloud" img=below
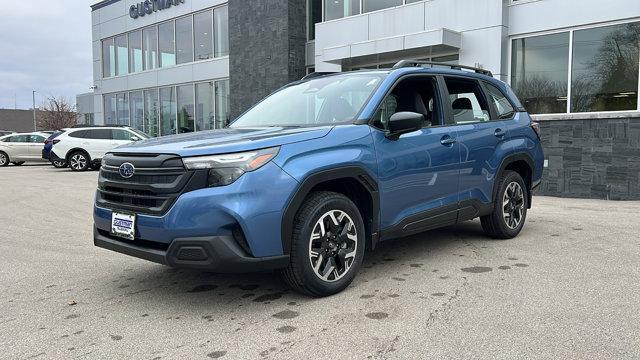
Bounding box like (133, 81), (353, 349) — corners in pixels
(0, 0), (93, 109)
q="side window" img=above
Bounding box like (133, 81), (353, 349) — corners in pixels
(373, 76), (441, 130)
(87, 129), (112, 140)
(68, 130), (87, 138)
(444, 77), (490, 124)
(112, 129), (132, 140)
(28, 135), (45, 143)
(484, 82), (515, 119)
(11, 135), (28, 143)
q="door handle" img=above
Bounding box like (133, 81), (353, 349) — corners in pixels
(440, 136), (456, 146)
(494, 128), (506, 137)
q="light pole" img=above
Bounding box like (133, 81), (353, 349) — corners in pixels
(32, 90), (37, 131)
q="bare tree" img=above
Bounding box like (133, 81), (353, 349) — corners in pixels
(38, 97), (78, 130)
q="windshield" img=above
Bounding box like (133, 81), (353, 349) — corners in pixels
(230, 73), (385, 127)
(131, 128), (151, 139)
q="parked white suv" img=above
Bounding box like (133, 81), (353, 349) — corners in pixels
(51, 127), (149, 171)
(0, 132), (51, 167)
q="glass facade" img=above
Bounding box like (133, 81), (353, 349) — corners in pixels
(214, 6), (229, 57)
(104, 79), (230, 137)
(320, 0), (420, 21)
(176, 16), (194, 64)
(194, 10), (213, 61)
(158, 21), (176, 68)
(511, 21), (639, 114)
(115, 35), (128, 75)
(571, 22), (639, 112)
(511, 33), (570, 114)
(101, 5), (228, 78)
(128, 30), (143, 73)
(142, 26), (158, 71)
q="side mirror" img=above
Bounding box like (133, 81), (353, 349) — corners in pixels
(386, 112), (424, 140)
(131, 136), (140, 141)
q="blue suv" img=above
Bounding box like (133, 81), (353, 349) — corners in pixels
(94, 61), (543, 297)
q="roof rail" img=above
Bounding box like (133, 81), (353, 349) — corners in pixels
(301, 72), (337, 80)
(392, 60), (493, 77)
(70, 124), (129, 128)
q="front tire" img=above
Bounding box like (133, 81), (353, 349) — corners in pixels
(68, 151), (90, 172)
(0, 152), (9, 167)
(481, 170), (528, 239)
(281, 191), (366, 297)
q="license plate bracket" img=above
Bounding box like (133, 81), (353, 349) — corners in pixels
(111, 212), (136, 240)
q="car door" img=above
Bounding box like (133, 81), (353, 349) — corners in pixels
(371, 75), (461, 237)
(442, 76), (514, 215)
(28, 134), (46, 159)
(6, 135), (30, 160)
(85, 129), (113, 160)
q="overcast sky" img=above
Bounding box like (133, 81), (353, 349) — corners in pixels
(0, 0), (94, 110)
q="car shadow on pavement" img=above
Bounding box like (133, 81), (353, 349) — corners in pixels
(95, 220), (499, 311)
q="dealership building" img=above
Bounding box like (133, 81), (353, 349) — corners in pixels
(89, 0), (639, 199)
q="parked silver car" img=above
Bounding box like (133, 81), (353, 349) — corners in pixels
(0, 132), (51, 166)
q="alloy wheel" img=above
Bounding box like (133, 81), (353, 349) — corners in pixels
(502, 181), (525, 229)
(0, 153), (6, 166)
(308, 210), (358, 282)
(53, 160), (65, 168)
(70, 154), (87, 170)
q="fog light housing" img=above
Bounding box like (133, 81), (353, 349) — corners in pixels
(207, 168), (246, 187)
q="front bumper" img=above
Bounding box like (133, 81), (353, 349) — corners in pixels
(94, 227), (289, 272)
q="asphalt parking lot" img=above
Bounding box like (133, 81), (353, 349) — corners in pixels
(1, 164), (639, 359)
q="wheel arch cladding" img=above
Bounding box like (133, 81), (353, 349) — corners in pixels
(496, 153), (534, 209)
(281, 166), (380, 255)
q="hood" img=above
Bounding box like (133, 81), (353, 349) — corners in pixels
(113, 126), (332, 157)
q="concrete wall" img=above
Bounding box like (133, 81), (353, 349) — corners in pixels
(90, 0), (230, 124)
(313, 0), (509, 79)
(509, 0), (640, 36)
(536, 116), (640, 200)
(0, 110), (41, 132)
(228, 0), (306, 118)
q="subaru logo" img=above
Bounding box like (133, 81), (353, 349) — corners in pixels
(119, 162), (135, 179)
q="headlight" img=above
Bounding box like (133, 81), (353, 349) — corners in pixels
(183, 147), (280, 187)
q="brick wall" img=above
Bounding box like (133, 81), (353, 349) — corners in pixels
(536, 117), (640, 200)
(228, 0), (306, 119)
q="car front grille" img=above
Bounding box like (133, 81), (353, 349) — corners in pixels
(96, 153), (204, 216)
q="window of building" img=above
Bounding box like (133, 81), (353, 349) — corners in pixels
(144, 89), (160, 137)
(101, 5), (228, 78)
(129, 91), (144, 133)
(194, 10), (213, 60)
(196, 82), (215, 130)
(176, 16), (194, 64)
(115, 34), (128, 76)
(143, 26), (158, 70)
(160, 87), (177, 135)
(307, 0), (322, 40)
(363, 0), (403, 13)
(177, 85), (195, 133)
(444, 77), (490, 124)
(571, 22), (639, 112)
(215, 79), (230, 128)
(484, 82), (515, 119)
(324, 0), (360, 21)
(116, 93), (129, 126)
(511, 32), (570, 114)
(104, 93), (117, 124)
(102, 38), (115, 77)
(129, 30), (143, 73)
(158, 21), (176, 67)
(214, 6), (229, 57)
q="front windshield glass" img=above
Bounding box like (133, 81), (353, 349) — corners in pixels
(230, 73), (385, 127)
